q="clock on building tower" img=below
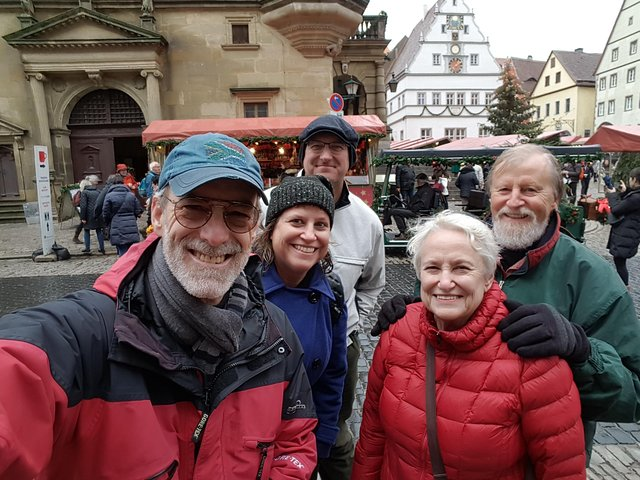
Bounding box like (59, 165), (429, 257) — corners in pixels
(449, 57), (462, 74)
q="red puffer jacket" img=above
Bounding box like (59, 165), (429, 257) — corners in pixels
(353, 282), (586, 480)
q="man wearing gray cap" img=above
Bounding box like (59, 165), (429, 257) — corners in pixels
(0, 133), (317, 479)
(264, 115), (385, 479)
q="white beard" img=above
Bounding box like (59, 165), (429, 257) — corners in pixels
(492, 208), (548, 250)
(162, 237), (249, 302)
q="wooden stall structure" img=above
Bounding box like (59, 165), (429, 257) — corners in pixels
(142, 115), (387, 199)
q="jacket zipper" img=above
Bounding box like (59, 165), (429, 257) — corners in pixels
(255, 442), (272, 480)
(191, 337), (287, 446)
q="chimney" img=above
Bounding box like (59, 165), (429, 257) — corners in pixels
(575, 48), (584, 53)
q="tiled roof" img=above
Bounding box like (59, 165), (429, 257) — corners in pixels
(509, 57), (545, 94)
(553, 50), (601, 86)
(385, 0), (441, 79)
(434, 134), (528, 150)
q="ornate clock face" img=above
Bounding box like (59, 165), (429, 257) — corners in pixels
(446, 15), (463, 30)
(449, 57), (463, 74)
(451, 44), (460, 55)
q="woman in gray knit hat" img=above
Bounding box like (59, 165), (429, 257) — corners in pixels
(253, 175), (348, 475)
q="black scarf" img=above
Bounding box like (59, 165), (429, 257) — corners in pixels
(147, 240), (247, 374)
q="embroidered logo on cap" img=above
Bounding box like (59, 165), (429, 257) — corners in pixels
(204, 140), (248, 167)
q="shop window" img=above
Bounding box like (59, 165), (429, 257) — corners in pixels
(244, 102), (268, 118)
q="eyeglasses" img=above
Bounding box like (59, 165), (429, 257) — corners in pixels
(307, 141), (348, 154)
(164, 195), (259, 233)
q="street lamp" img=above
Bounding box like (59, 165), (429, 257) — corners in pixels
(387, 73), (398, 93)
(343, 77), (360, 99)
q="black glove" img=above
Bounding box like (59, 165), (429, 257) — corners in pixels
(497, 303), (591, 364)
(371, 294), (419, 337)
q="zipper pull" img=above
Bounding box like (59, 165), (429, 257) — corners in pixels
(192, 389), (212, 444)
(498, 279), (504, 288)
(255, 442), (272, 480)
(192, 412), (209, 444)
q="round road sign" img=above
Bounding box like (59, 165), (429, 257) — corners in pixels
(329, 93), (344, 112)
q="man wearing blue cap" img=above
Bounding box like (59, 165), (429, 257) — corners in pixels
(0, 133), (317, 479)
(264, 115), (385, 479)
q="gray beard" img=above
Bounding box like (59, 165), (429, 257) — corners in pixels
(493, 216), (548, 251)
(162, 236), (249, 302)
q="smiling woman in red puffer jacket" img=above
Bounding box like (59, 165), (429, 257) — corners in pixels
(352, 211), (586, 480)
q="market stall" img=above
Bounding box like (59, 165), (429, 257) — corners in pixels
(585, 125), (640, 152)
(142, 115), (387, 191)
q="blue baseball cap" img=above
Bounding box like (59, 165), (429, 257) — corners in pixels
(158, 133), (267, 203)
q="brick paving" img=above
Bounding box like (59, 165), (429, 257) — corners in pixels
(1, 186), (640, 477)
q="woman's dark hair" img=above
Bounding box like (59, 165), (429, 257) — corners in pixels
(253, 221), (333, 274)
(106, 174), (124, 185)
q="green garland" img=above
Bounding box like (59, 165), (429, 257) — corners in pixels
(372, 155), (496, 167)
(145, 132), (385, 150)
(60, 183), (80, 194)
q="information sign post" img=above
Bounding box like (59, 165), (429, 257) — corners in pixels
(34, 145), (55, 255)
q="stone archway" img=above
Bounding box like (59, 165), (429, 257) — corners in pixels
(68, 89), (148, 183)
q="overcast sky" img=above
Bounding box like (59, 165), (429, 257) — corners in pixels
(364, 0), (623, 61)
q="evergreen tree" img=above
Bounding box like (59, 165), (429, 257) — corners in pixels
(486, 61), (542, 138)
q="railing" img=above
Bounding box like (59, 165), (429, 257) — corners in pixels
(349, 14), (388, 40)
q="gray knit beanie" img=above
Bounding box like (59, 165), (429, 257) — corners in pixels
(265, 175), (335, 227)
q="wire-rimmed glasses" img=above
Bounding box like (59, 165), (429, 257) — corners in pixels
(164, 195), (259, 233)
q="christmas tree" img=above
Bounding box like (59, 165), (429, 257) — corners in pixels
(487, 61), (542, 138)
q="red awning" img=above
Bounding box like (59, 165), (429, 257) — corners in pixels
(390, 137), (450, 150)
(535, 129), (571, 141)
(434, 134), (527, 150)
(142, 115), (387, 144)
(585, 125), (640, 152)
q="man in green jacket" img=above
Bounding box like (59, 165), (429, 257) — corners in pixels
(376, 144), (640, 459)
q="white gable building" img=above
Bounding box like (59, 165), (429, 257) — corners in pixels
(385, 0), (501, 142)
(594, 0), (640, 127)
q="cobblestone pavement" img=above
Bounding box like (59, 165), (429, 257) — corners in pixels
(1, 198), (640, 478)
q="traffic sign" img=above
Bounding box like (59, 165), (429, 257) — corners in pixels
(329, 93), (344, 112)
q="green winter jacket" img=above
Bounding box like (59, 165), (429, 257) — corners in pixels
(497, 213), (640, 455)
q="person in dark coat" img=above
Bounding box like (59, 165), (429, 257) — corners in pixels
(580, 161), (595, 197)
(606, 167), (640, 289)
(103, 182), (144, 257)
(385, 173), (435, 239)
(455, 164), (479, 206)
(395, 164), (416, 202)
(79, 175), (105, 254)
(94, 173), (123, 220)
(562, 162), (581, 204)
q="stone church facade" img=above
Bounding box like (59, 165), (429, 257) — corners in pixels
(0, 0), (388, 219)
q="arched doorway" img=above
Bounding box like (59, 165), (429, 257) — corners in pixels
(69, 89), (147, 183)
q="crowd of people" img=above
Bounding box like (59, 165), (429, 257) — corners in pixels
(0, 116), (638, 479)
(73, 161), (160, 256)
